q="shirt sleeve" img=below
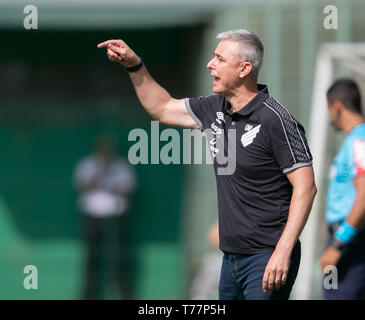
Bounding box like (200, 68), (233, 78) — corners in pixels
(73, 157), (99, 189)
(184, 95), (220, 130)
(353, 139), (365, 176)
(113, 159), (137, 194)
(268, 110), (313, 173)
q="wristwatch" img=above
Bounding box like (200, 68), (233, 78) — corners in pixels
(126, 59), (144, 72)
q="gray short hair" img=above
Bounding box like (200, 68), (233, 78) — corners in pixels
(217, 29), (264, 81)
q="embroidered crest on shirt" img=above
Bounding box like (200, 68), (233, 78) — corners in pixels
(241, 124), (261, 147)
(354, 139), (365, 175)
(216, 112), (225, 124)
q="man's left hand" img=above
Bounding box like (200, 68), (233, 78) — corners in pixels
(262, 250), (291, 292)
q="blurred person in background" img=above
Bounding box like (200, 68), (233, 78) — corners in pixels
(97, 29), (316, 300)
(320, 78), (365, 300)
(189, 221), (221, 300)
(73, 135), (137, 299)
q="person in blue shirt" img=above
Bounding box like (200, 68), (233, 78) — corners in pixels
(321, 78), (365, 300)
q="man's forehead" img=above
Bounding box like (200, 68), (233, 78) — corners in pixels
(215, 40), (239, 56)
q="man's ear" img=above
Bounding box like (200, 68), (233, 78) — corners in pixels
(239, 62), (252, 79)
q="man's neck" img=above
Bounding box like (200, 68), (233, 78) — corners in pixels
(226, 82), (259, 113)
(342, 114), (365, 135)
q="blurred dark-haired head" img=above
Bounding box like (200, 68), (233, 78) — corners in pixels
(327, 78), (363, 130)
(94, 135), (115, 160)
(327, 78), (362, 114)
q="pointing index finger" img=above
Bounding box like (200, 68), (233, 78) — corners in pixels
(97, 39), (117, 48)
(97, 39), (126, 48)
(97, 40), (111, 48)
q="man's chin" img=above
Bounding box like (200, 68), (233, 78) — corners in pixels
(212, 86), (221, 94)
(330, 121), (341, 131)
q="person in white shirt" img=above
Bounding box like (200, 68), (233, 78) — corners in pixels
(73, 135), (137, 299)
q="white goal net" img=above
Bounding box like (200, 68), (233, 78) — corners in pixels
(292, 43), (365, 300)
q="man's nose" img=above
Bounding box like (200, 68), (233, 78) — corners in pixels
(207, 57), (215, 70)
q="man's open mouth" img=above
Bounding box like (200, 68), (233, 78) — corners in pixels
(213, 76), (220, 83)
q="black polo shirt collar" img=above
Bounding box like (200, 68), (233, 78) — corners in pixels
(225, 84), (269, 117)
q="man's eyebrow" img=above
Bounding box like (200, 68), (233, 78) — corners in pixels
(213, 51), (225, 59)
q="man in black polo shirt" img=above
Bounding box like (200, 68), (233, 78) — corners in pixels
(98, 29), (317, 300)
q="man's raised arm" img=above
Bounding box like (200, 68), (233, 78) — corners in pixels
(97, 39), (199, 129)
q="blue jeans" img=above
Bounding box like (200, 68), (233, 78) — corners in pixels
(219, 241), (301, 300)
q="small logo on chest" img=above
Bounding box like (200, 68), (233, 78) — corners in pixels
(241, 124), (261, 147)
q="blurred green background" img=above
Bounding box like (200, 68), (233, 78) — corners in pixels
(0, 26), (201, 299)
(0, 0), (365, 299)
